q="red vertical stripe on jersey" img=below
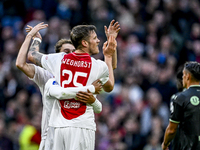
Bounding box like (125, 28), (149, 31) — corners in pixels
(60, 53), (92, 120)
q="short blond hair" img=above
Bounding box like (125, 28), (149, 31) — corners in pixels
(55, 39), (73, 53)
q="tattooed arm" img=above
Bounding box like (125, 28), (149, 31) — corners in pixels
(26, 23), (48, 67)
(16, 23), (48, 77)
(28, 39), (43, 67)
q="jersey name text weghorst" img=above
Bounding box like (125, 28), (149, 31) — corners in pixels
(61, 59), (91, 68)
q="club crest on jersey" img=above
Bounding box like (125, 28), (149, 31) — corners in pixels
(52, 80), (59, 85)
(64, 101), (80, 109)
(190, 96), (200, 106)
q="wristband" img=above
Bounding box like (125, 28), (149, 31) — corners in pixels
(33, 37), (42, 43)
(89, 85), (95, 93)
(91, 99), (98, 106)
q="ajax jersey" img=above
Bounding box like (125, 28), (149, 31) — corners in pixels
(29, 65), (54, 140)
(41, 52), (109, 130)
(59, 53), (92, 120)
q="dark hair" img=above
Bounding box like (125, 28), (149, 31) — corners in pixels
(184, 61), (200, 81)
(55, 39), (73, 53)
(176, 66), (183, 80)
(70, 25), (96, 49)
(176, 65), (184, 91)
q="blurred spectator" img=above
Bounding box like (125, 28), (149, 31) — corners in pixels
(153, 68), (177, 105)
(140, 88), (169, 136)
(24, 10), (47, 37)
(126, 34), (144, 62)
(122, 117), (144, 150)
(19, 114), (41, 150)
(0, 118), (14, 150)
(43, 16), (61, 53)
(143, 134), (162, 150)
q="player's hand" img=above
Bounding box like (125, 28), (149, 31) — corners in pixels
(26, 25), (42, 40)
(104, 20), (120, 39)
(92, 79), (102, 94)
(103, 35), (117, 57)
(161, 142), (169, 150)
(26, 22), (48, 40)
(76, 89), (96, 104)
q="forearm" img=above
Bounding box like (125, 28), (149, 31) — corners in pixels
(112, 50), (117, 70)
(16, 35), (32, 68)
(91, 99), (102, 114)
(16, 35), (35, 78)
(49, 85), (95, 100)
(103, 56), (114, 92)
(27, 38), (43, 67)
(163, 126), (177, 147)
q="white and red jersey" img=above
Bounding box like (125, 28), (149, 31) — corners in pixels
(41, 52), (109, 130)
(29, 65), (54, 140)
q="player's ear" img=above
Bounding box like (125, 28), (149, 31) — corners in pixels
(187, 72), (191, 81)
(82, 40), (88, 47)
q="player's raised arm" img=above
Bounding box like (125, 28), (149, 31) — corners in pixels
(16, 22), (48, 78)
(104, 20), (120, 69)
(102, 35), (117, 92)
(27, 22), (48, 67)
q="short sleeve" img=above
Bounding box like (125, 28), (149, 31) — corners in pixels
(170, 94), (184, 123)
(96, 59), (109, 85)
(41, 52), (65, 75)
(29, 65), (53, 92)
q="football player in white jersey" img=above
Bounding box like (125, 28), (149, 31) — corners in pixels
(27, 20), (120, 150)
(16, 23), (103, 150)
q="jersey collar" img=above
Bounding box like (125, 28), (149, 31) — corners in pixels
(189, 85), (200, 88)
(73, 52), (90, 56)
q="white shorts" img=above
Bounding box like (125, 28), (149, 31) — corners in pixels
(53, 127), (95, 150)
(39, 139), (45, 150)
(39, 127), (55, 150)
(45, 127), (54, 150)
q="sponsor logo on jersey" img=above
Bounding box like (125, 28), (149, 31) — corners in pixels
(63, 101), (80, 109)
(190, 96), (200, 106)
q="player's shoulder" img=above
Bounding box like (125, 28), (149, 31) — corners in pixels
(34, 65), (53, 77)
(45, 52), (65, 60)
(174, 88), (197, 106)
(170, 92), (181, 101)
(91, 58), (107, 66)
(180, 87), (199, 98)
(172, 91), (186, 105)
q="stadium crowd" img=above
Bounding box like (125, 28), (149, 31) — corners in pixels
(0, 0), (200, 149)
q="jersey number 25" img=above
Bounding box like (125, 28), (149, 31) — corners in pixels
(61, 69), (87, 87)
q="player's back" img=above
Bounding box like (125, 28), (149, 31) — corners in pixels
(48, 52), (109, 130)
(179, 86), (200, 135)
(172, 85), (200, 150)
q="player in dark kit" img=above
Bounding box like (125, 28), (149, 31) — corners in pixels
(162, 61), (200, 150)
